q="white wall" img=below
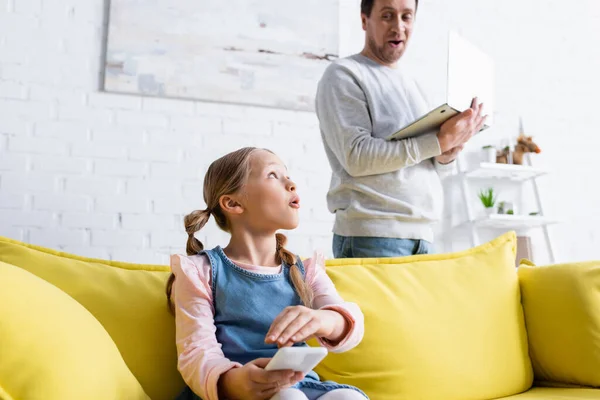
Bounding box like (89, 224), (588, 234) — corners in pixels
(0, 0), (334, 263)
(401, 0), (600, 264)
(1, 0), (599, 264)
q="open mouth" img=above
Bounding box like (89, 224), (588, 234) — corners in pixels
(289, 196), (300, 209)
(388, 40), (404, 48)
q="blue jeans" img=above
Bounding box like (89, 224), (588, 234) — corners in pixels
(332, 234), (433, 258)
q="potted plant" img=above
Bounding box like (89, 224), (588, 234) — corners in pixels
(498, 201), (516, 215)
(482, 145), (496, 163)
(478, 188), (497, 216)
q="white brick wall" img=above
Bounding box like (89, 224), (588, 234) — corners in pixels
(0, 0), (332, 264)
(62, 212), (116, 230)
(1, 0), (599, 265)
(33, 194), (90, 213)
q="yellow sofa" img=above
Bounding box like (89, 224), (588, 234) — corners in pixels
(0, 232), (599, 400)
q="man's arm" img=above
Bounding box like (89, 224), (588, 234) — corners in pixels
(414, 78), (459, 173)
(432, 157), (456, 179)
(316, 64), (442, 178)
(432, 144), (461, 179)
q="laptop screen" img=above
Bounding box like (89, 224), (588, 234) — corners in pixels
(447, 31), (495, 126)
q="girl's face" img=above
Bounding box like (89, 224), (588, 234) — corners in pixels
(230, 150), (300, 232)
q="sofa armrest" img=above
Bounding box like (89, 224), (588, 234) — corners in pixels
(518, 259), (600, 387)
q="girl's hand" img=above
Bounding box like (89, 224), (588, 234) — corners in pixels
(218, 358), (304, 400)
(265, 306), (347, 347)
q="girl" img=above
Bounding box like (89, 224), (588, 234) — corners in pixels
(166, 147), (367, 400)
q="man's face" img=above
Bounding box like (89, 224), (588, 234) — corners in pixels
(362, 0), (417, 66)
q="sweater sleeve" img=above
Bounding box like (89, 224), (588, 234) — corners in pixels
(315, 63), (442, 177)
(433, 158), (456, 179)
(416, 79), (457, 179)
(304, 252), (365, 353)
(170, 254), (241, 400)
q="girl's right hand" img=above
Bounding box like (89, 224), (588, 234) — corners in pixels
(218, 358), (304, 400)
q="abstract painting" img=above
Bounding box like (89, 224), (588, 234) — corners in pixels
(104, 0), (340, 111)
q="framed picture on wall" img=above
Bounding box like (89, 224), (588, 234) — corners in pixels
(103, 0), (340, 111)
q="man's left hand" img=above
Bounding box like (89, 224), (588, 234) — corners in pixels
(435, 144), (464, 165)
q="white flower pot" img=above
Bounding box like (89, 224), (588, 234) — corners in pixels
(482, 147), (496, 163)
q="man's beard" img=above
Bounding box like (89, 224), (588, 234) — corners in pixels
(367, 36), (402, 64)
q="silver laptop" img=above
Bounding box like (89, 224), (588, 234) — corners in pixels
(386, 31), (495, 141)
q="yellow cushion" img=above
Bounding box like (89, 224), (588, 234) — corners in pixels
(0, 236), (184, 400)
(497, 387), (600, 399)
(519, 259), (600, 387)
(0, 261), (149, 400)
(312, 231), (533, 400)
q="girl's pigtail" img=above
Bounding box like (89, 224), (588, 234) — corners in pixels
(184, 209), (211, 255)
(275, 233), (314, 308)
(166, 209), (212, 313)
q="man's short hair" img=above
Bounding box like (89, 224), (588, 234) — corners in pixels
(361, 0), (419, 17)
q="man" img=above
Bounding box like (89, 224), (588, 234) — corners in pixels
(315, 0), (486, 258)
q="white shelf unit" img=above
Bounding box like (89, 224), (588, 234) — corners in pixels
(455, 158), (557, 263)
(471, 214), (559, 229)
(464, 162), (548, 182)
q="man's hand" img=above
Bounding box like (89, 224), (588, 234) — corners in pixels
(435, 144), (464, 165)
(437, 98), (487, 154)
(218, 358), (303, 400)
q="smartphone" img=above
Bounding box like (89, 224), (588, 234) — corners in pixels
(264, 346), (328, 374)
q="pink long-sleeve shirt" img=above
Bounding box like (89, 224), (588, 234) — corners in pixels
(170, 251), (364, 400)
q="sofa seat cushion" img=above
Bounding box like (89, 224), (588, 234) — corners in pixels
(0, 261), (149, 400)
(519, 259), (600, 388)
(0, 236), (184, 400)
(497, 387), (600, 399)
(312, 232), (533, 400)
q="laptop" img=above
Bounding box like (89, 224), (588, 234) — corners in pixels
(386, 31), (495, 141)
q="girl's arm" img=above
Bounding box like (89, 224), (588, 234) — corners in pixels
(306, 252), (365, 352)
(264, 253), (364, 351)
(170, 254), (241, 400)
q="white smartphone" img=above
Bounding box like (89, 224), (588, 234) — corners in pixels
(264, 346), (328, 374)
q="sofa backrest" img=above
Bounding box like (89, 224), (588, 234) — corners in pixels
(311, 231), (533, 400)
(0, 232), (534, 400)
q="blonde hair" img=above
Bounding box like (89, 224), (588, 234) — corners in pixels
(166, 147), (313, 312)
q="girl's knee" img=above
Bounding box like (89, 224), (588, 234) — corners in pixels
(270, 388), (309, 400)
(319, 388), (367, 400)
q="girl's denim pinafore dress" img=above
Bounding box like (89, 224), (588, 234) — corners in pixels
(176, 246), (367, 400)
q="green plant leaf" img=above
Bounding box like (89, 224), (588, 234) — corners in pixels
(478, 188), (497, 208)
